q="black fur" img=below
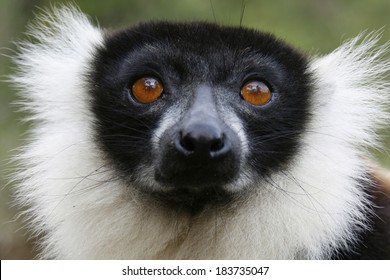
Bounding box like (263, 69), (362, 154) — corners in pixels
(333, 177), (390, 259)
(89, 21), (312, 211)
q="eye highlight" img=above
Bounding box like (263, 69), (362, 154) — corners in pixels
(241, 80), (272, 106)
(131, 77), (163, 104)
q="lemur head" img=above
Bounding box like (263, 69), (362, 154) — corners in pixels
(91, 22), (311, 211)
(11, 6), (389, 259)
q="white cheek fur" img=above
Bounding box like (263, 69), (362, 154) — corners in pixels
(10, 5), (389, 259)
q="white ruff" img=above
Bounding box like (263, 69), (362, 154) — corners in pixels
(11, 6), (389, 259)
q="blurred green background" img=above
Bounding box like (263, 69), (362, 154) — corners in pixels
(0, 0), (389, 259)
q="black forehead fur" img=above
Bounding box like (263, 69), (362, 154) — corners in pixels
(101, 21), (309, 82)
(89, 21), (312, 196)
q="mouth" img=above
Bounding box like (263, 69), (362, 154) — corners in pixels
(149, 180), (235, 212)
(152, 139), (241, 212)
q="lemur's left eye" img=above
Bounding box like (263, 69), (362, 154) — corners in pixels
(131, 77), (163, 103)
(241, 80), (272, 106)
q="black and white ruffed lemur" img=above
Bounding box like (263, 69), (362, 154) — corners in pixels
(9, 5), (390, 259)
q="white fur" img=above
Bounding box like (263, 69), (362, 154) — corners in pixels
(11, 6), (389, 259)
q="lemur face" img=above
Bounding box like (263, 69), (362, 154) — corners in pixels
(90, 22), (312, 211)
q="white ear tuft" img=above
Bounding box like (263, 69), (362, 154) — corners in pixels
(11, 4), (104, 123)
(310, 32), (390, 151)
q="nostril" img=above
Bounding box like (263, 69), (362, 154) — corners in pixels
(179, 133), (196, 152)
(209, 136), (224, 152)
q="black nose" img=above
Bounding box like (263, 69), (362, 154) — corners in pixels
(177, 122), (227, 157)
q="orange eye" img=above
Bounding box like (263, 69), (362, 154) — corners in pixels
(241, 80), (272, 106)
(131, 77), (163, 103)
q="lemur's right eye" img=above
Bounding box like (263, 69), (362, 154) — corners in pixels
(241, 80), (272, 106)
(131, 77), (163, 103)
